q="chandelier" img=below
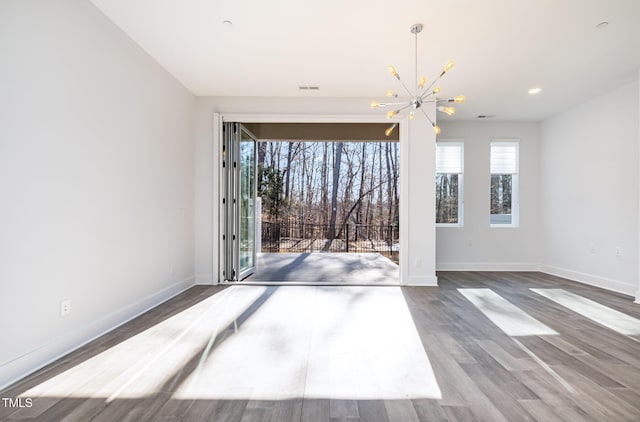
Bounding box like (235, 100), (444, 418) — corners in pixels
(371, 23), (465, 137)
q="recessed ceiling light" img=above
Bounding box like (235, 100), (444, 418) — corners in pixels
(222, 20), (233, 26)
(596, 21), (609, 29)
(528, 87), (541, 95)
(477, 115), (495, 119)
(298, 86), (319, 90)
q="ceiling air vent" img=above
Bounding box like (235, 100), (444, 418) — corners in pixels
(299, 86), (320, 90)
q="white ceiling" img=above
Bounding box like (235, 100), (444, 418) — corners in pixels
(90, 0), (640, 121)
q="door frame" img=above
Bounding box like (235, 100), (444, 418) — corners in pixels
(213, 113), (408, 285)
(218, 121), (258, 282)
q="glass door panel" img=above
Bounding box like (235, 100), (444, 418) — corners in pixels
(239, 129), (256, 278)
(221, 122), (257, 282)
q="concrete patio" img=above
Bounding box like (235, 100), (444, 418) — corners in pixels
(243, 252), (400, 284)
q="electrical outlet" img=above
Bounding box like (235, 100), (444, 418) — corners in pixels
(588, 243), (596, 254)
(60, 300), (71, 317)
(616, 247), (623, 258)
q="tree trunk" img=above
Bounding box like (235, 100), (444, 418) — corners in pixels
(324, 142), (343, 250)
(355, 143), (367, 239)
(320, 143), (329, 226)
(377, 143), (383, 225)
(284, 141), (294, 202)
(391, 142), (399, 226)
(385, 143), (393, 228)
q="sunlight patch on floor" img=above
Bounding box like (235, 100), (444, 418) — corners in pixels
(459, 288), (558, 336)
(531, 288), (640, 335)
(173, 286), (441, 400)
(20, 286), (267, 400)
(20, 286), (440, 401)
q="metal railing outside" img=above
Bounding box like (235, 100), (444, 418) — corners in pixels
(261, 222), (399, 262)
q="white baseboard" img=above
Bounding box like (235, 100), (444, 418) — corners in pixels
(436, 262), (541, 271)
(634, 290), (640, 305)
(539, 265), (636, 297)
(402, 274), (438, 286)
(0, 276), (195, 391)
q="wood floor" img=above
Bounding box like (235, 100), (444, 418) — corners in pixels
(2, 271), (640, 421)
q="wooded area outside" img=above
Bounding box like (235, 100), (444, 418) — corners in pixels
(256, 140), (400, 256)
(435, 174), (460, 224)
(490, 174), (513, 223)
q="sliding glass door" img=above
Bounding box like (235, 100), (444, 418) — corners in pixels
(221, 123), (257, 281)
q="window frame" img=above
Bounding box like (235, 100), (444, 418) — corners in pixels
(489, 139), (519, 228)
(436, 139), (464, 227)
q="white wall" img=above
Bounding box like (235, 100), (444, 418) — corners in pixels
(436, 121), (541, 270)
(194, 97), (438, 286)
(0, 0), (196, 389)
(540, 79), (639, 296)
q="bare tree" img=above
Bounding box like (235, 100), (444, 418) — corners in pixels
(324, 142), (343, 250)
(320, 143), (329, 226)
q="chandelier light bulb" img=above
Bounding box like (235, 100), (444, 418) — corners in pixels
(370, 101), (380, 108)
(409, 111), (415, 120)
(418, 76), (427, 89)
(433, 86), (441, 94)
(386, 110), (398, 119)
(388, 66), (399, 79)
(438, 106), (456, 115)
(385, 123), (398, 137)
(386, 90), (396, 97)
(444, 61), (455, 72)
(454, 95), (466, 103)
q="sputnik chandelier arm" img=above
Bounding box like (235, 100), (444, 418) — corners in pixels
(370, 23), (465, 136)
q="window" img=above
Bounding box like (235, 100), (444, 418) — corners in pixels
(490, 140), (519, 227)
(436, 141), (463, 226)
